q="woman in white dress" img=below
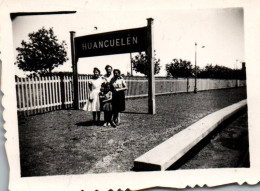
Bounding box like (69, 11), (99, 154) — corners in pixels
(84, 67), (104, 125)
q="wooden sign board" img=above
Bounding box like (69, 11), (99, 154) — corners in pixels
(75, 27), (147, 58)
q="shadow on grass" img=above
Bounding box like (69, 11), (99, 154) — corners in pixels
(76, 120), (108, 127)
(122, 111), (148, 115)
(76, 121), (95, 126)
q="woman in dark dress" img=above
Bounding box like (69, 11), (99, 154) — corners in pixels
(110, 69), (127, 127)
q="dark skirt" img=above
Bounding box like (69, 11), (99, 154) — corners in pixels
(112, 91), (125, 112)
(103, 102), (112, 111)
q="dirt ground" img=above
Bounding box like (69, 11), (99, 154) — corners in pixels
(18, 87), (247, 176)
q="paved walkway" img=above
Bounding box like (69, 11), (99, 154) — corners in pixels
(18, 87), (247, 176)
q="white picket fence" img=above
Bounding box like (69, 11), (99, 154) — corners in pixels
(15, 75), (246, 116)
(16, 75), (91, 115)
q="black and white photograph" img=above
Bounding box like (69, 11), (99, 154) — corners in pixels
(2, 0), (260, 190)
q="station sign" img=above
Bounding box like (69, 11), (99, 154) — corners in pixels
(75, 27), (147, 58)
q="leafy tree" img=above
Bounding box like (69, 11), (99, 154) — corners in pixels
(166, 59), (194, 78)
(131, 51), (161, 76)
(198, 64), (238, 79)
(15, 27), (68, 76)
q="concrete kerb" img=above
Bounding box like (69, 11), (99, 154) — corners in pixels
(134, 99), (247, 171)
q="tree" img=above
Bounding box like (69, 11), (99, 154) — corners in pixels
(198, 64), (237, 79)
(15, 27), (68, 76)
(166, 59), (194, 78)
(131, 51), (161, 76)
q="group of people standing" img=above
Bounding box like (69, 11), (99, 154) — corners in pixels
(83, 65), (127, 128)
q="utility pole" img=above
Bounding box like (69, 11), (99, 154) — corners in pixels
(194, 42), (197, 93)
(194, 43), (205, 93)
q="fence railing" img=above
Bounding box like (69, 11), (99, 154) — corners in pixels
(15, 75), (246, 116)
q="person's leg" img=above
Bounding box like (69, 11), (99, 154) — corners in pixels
(92, 112), (96, 124)
(114, 112), (121, 125)
(104, 111), (107, 122)
(106, 112), (112, 126)
(97, 111), (101, 124)
(113, 111), (118, 121)
(103, 112), (108, 126)
(116, 112), (121, 125)
(108, 112), (113, 123)
(111, 111), (118, 127)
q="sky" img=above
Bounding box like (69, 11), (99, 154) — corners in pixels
(12, 8), (245, 77)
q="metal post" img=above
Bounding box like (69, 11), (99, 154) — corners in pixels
(194, 42), (197, 93)
(70, 31), (79, 109)
(147, 18), (156, 114)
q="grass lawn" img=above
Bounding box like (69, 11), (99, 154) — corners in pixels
(18, 87), (247, 176)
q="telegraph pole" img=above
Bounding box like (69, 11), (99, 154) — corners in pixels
(194, 42), (197, 93)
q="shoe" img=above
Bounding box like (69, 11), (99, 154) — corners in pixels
(114, 116), (120, 126)
(111, 121), (117, 128)
(103, 123), (108, 127)
(114, 119), (120, 126)
(117, 116), (121, 124)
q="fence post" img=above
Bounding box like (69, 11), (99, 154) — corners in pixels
(59, 73), (66, 109)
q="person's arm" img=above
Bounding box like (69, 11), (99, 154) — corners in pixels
(103, 92), (112, 102)
(115, 87), (127, 92)
(99, 92), (105, 99)
(88, 80), (93, 101)
(115, 79), (128, 91)
(88, 80), (92, 91)
(122, 78), (127, 88)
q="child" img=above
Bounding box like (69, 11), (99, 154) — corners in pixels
(99, 83), (113, 127)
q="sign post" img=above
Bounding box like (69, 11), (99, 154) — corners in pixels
(147, 18), (156, 114)
(70, 31), (79, 109)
